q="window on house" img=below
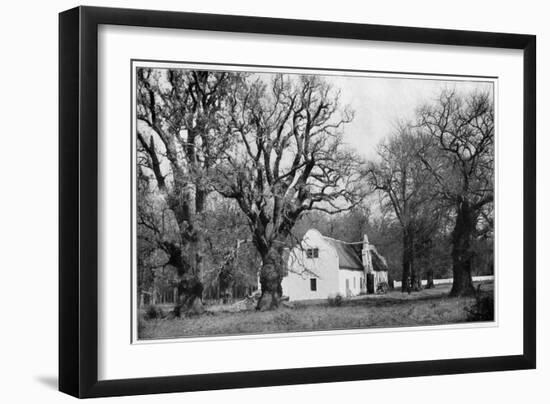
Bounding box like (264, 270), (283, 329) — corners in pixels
(310, 278), (317, 291)
(306, 248), (319, 258)
(354, 277), (356, 288)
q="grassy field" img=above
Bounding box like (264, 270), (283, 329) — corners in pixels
(138, 282), (494, 340)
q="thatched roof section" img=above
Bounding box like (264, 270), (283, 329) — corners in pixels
(370, 247), (389, 272)
(324, 238), (363, 271)
(322, 236), (388, 272)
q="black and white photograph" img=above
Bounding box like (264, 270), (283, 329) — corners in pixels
(134, 63), (495, 340)
(0, 0), (543, 401)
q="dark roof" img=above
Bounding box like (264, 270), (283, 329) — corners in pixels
(322, 235), (388, 272)
(323, 238), (364, 271)
(371, 247), (389, 272)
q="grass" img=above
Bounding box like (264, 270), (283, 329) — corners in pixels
(138, 282), (494, 340)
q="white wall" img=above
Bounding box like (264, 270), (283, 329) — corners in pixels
(338, 269), (364, 297)
(0, 1), (547, 404)
(283, 229), (366, 299)
(283, 229), (340, 300)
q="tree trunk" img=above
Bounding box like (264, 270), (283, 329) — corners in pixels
(449, 199), (476, 297)
(401, 229), (415, 293)
(411, 265), (422, 292)
(219, 261), (234, 304)
(162, 179), (207, 315)
(426, 269), (435, 289)
(164, 239), (205, 316)
(256, 247), (284, 310)
(174, 274), (204, 316)
(184, 237), (205, 314)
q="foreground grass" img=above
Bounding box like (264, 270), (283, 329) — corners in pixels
(139, 282), (493, 340)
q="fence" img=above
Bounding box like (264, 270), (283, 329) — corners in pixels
(393, 275), (494, 289)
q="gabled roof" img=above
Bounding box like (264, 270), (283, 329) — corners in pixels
(323, 237), (364, 271)
(320, 233), (389, 272)
(300, 229), (388, 273)
(370, 247), (389, 272)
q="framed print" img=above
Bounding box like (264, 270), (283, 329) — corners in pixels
(59, 6), (536, 398)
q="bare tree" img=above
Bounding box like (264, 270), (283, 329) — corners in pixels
(136, 166), (178, 306)
(412, 201), (450, 289)
(417, 89), (494, 296)
(214, 74), (365, 310)
(200, 197), (259, 302)
(136, 68), (240, 313)
(366, 126), (437, 292)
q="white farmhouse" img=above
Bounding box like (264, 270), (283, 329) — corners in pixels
(282, 229), (389, 301)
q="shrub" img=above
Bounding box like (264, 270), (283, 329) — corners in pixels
(327, 294), (344, 307)
(144, 304), (164, 320)
(171, 304), (182, 318)
(464, 289), (494, 322)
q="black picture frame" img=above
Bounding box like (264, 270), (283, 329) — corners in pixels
(59, 5), (536, 398)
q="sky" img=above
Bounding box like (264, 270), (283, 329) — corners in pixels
(324, 74), (493, 160)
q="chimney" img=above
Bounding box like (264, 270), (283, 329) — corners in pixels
(362, 234), (372, 273)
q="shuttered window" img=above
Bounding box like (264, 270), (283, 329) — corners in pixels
(310, 278), (317, 291)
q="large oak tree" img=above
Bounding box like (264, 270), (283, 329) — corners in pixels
(417, 90), (494, 296)
(136, 68), (241, 313)
(214, 74), (366, 309)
